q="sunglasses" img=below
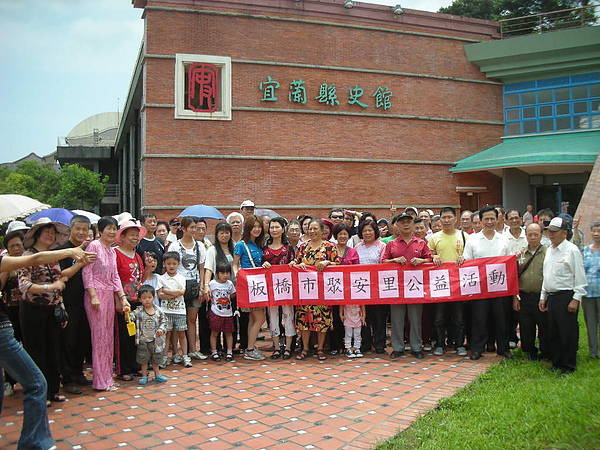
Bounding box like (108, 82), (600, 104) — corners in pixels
(330, 215), (344, 219)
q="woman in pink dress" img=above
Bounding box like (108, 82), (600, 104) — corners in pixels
(82, 216), (129, 391)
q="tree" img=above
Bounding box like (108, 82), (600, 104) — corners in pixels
(0, 161), (108, 210)
(54, 164), (108, 210)
(439, 0), (597, 34)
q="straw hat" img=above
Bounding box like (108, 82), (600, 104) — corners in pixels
(23, 218), (69, 249)
(115, 220), (147, 246)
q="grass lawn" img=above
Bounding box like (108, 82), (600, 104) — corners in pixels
(378, 313), (600, 450)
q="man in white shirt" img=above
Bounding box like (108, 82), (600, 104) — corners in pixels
(522, 205), (534, 228)
(539, 217), (587, 374)
(463, 205), (511, 360)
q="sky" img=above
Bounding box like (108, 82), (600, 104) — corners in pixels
(0, 0), (453, 164)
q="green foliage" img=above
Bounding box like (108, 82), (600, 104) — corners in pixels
(0, 161), (108, 210)
(439, 0), (597, 30)
(378, 313), (600, 449)
(54, 164), (108, 210)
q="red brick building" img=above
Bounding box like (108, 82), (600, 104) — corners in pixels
(115, 0), (503, 221)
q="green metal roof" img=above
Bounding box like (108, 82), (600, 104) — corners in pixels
(450, 130), (600, 173)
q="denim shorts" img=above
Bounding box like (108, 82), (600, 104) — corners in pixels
(165, 313), (187, 331)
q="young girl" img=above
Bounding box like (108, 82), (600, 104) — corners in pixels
(208, 262), (237, 362)
(340, 303), (366, 358)
(262, 217), (295, 360)
(141, 252), (160, 307)
(133, 285), (167, 384)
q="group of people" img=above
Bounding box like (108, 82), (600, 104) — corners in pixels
(0, 200), (598, 449)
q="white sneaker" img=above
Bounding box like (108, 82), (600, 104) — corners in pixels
(4, 382), (14, 397)
(172, 354), (183, 365)
(189, 351), (208, 360)
(345, 349), (355, 358)
(456, 347), (468, 356)
(509, 341), (517, 349)
(353, 350), (363, 358)
(182, 355), (193, 368)
(433, 347), (444, 356)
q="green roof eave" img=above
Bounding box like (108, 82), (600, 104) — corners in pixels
(450, 130), (600, 173)
(464, 26), (600, 83)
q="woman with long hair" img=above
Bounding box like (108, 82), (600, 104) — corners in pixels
(233, 215), (266, 361)
(262, 217), (295, 359)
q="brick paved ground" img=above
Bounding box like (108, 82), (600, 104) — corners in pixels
(0, 339), (496, 449)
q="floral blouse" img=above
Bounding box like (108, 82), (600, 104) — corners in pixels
(295, 240), (340, 265)
(18, 248), (62, 306)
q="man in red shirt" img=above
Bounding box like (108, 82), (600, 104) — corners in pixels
(381, 213), (432, 359)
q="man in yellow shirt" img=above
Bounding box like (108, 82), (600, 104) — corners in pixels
(428, 207), (469, 357)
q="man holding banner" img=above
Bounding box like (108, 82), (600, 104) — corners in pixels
(463, 205), (511, 361)
(381, 213), (432, 359)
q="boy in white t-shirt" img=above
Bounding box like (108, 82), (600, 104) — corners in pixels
(157, 252), (191, 367)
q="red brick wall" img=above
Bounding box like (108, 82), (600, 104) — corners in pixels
(138, 1), (503, 219)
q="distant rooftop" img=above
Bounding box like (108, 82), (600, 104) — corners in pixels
(58, 112), (122, 147)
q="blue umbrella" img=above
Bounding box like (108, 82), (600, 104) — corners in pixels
(25, 208), (75, 226)
(179, 205), (224, 220)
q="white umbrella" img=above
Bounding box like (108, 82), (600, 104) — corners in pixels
(72, 209), (101, 223)
(0, 194), (50, 225)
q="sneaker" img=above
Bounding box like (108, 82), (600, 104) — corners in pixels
(423, 344), (432, 352)
(172, 354), (183, 365)
(353, 350), (363, 358)
(225, 354), (234, 362)
(456, 347), (468, 356)
(509, 341), (517, 349)
(153, 375), (168, 383)
(211, 353), (221, 362)
(182, 355), (193, 368)
(189, 351), (208, 360)
(4, 382), (14, 397)
(345, 349), (354, 358)
(138, 377), (148, 385)
(433, 347), (444, 356)
(244, 348), (266, 361)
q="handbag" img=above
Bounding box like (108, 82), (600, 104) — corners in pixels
(125, 311), (137, 337)
(54, 302), (69, 324)
(181, 240), (201, 306)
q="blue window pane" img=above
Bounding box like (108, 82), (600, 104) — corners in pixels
(506, 109), (519, 120)
(574, 102), (588, 114)
(556, 117), (571, 130)
(523, 107), (536, 119)
(556, 88), (570, 101)
(539, 118), (554, 132)
(556, 103), (570, 115)
(523, 121), (537, 133)
(539, 105), (552, 117)
(572, 86), (587, 100)
(505, 94), (519, 107)
(522, 92), (536, 105)
(506, 122), (520, 135)
(538, 90), (553, 103)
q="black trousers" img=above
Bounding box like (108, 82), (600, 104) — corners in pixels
(470, 297), (509, 355)
(433, 301), (465, 349)
(330, 306), (344, 352)
(20, 301), (61, 399)
(547, 290), (579, 373)
(518, 291), (549, 360)
(361, 305), (388, 351)
(116, 301), (141, 376)
(198, 304), (211, 355)
(60, 298), (91, 384)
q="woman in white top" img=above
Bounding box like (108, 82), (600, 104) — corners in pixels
(172, 216), (207, 360)
(354, 220), (387, 354)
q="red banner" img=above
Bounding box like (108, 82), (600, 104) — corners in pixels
(237, 256), (518, 307)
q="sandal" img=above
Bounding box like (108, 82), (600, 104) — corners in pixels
(282, 349), (292, 360)
(51, 394), (67, 402)
(271, 349), (281, 360)
(317, 349), (327, 361)
(296, 350), (309, 360)
(211, 353), (221, 362)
